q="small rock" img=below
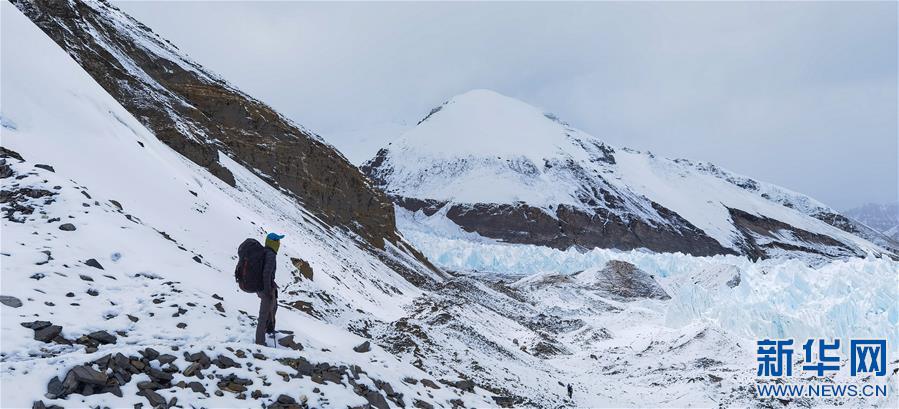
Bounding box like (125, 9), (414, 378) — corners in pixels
(158, 354), (176, 365)
(186, 351), (211, 367)
(219, 381), (247, 393)
(364, 389), (390, 409)
(420, 379), (440, 389)
(215, 355), (238, 369)
(34, 325), (62, 343)
(140, 347), (160, 361)
(87, 330), (116, 345)
(291, 257), (314, 280)
(188, 381), (206, 393)
(277, 334), (302, 350)
(148, 367), (174, 384)
(0, 295), (22, 308)
(21, 321), (51, 330)
(454, 379), (475, 393)
(492, 397), (515, 408)
(353, 340), (371, 353)
(176, 322), (187, 329)
(137, 381), (161, 390)
(214, 302), (225, 313)
(78, 274), (94, 281)
(86, 288), (99, 296)
(66, 365), (108, 385)
(84, 259), (104, 270)
(182, 363), (202, 377)
(127, 314), (140, 323)
(58, 223), (76, 231)
(414, 400), (434, 409)
(45, 376), (63, 399)
(277, 394), (296, 404)
(139, 388), (166, 408)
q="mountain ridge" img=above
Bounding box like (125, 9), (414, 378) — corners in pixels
(364, 89), (894, 261)
(11, 0), (398, 249)
(843, 202), (899, 241)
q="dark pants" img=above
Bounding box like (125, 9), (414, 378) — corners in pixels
(255, 289), (277, 345)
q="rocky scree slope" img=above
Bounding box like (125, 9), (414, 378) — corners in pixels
(363, 89), (894, 261)
(11, 0), (398, 248)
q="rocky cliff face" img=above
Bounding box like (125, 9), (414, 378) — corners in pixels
(12, 0), (397, 247)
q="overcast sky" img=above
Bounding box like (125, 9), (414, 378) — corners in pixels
(117, 1), (896, 210)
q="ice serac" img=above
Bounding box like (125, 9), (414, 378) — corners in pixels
(11, 0), (397, 248)
(364, 89), (892, 261)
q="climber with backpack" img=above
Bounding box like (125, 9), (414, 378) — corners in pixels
(235, 232), (284, 346)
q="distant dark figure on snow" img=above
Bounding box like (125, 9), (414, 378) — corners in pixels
(567, 383), (573, 399)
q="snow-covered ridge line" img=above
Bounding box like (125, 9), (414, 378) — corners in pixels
(365, 89), (893, 260)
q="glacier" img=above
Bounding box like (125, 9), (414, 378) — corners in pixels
(399, 207), (899, 359)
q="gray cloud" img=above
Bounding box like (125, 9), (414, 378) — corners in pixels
(117, 1), (897, 210)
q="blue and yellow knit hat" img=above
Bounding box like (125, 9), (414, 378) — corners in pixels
(265, 232), (284, 253)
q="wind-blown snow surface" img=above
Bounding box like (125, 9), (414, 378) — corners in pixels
(368, 89), (886, 257)
(0, 5), (489, 408)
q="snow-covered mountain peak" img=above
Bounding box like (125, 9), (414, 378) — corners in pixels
(405, 89), (585, 164)
(365, 90), (614, 207)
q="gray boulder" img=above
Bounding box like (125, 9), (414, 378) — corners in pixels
(0, 295), (22, 308)
(353, 341), (371, 353)
(34, 325), (62, 343)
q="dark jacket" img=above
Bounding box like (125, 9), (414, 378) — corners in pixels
(261, 248), (277, 294)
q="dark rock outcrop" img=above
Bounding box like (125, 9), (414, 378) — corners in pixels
(728, 208), (864, 261)
(396, 199), (733, 257)
(582, 260), (670, 301)
(13, 0), (397, 248)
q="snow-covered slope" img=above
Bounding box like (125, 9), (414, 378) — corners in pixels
(11, 0), (397, 248)
(4, 3), (897, 409)
(364, 89), (892, 261)
(0, 5), (490, 408)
